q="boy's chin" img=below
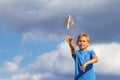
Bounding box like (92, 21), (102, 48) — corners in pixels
(80, 48), (86, 51)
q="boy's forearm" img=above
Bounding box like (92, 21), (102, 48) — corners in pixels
(81, 57), (98, 72)
(84, 55), (98, 66)
(68, 42), (75, 55)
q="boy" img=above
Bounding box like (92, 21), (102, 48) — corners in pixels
(65, 33), (98, 80)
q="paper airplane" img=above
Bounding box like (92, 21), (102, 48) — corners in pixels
(64, 15), (74, 29)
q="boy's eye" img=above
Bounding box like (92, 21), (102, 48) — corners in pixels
(78, 40), (82, 42)
(79, 40), (86, 42)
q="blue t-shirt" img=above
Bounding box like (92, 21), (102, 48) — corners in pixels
(72, 50), (96, 80)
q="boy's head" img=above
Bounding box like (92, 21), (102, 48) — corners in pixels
(77, 33), (90, 51)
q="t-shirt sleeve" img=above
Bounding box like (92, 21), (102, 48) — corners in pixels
(90, 50), (96, 58)
(72, 51), (77, 60)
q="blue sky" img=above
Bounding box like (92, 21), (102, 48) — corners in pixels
(0, 0), (120, 80)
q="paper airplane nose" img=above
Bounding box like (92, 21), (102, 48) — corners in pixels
(64, 15), (74, 29)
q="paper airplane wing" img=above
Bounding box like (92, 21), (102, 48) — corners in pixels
(64, 15), (74, 29)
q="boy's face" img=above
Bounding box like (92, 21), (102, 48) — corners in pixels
(77, 36), (89, 51)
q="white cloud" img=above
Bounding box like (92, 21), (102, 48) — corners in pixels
(30, 74), (42, 80)
(22, 31), (61, 42)
(12, 73), (30, 80)
(9, 41), (74, 80)
(26, 41), (74, 74)
(13, 55), (23, 64)
(90, 42), (120, 75)
(4, 61), (18, 73)
(0, 55), (23, 73)
(22, 32), (39, 42)
(11, 72), (55, 80)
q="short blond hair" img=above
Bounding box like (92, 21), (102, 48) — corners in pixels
(77, 33), (90, 43)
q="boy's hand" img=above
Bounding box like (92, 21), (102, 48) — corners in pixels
(80, 63), (87, 72)
(65, 36), (73, 43)
(65, 36), (75, 55)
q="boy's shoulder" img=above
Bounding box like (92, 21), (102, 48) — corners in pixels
(87, 50), (96, 56)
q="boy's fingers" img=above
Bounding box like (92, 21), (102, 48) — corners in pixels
(80, 66), (86, 72)
(65, 36), (72, 41)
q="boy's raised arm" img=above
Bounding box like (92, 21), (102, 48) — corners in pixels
(65, 36), (76, 56)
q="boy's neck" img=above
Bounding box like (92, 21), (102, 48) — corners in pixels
(80, 49), (87, 52)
